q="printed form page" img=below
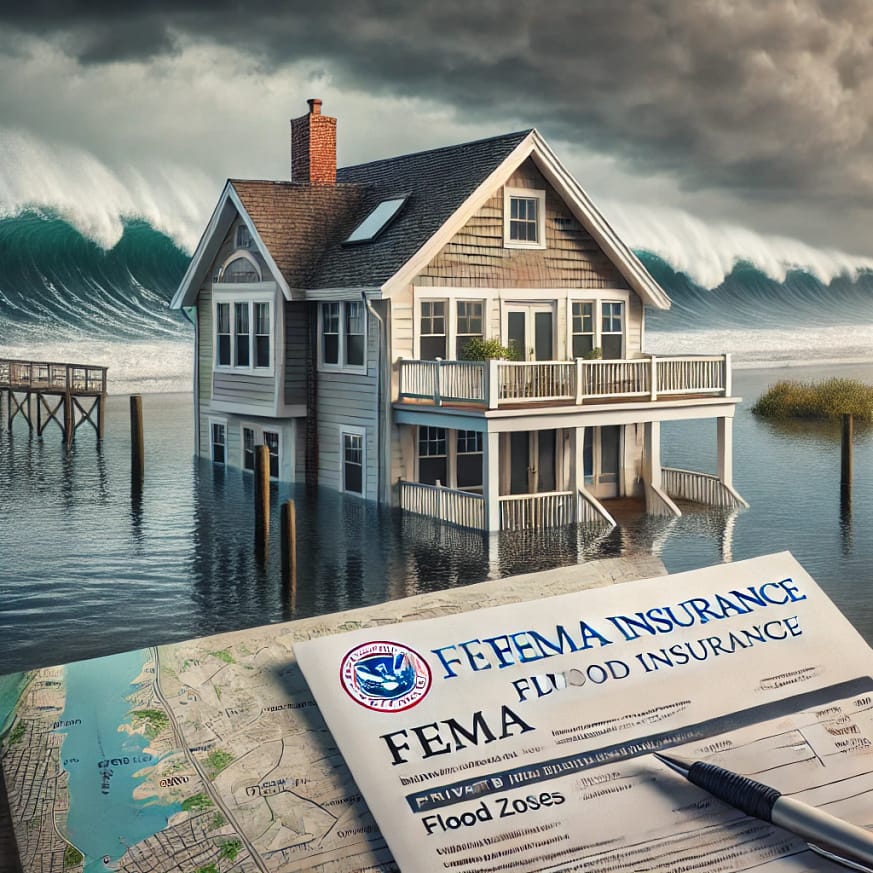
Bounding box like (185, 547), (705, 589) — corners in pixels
(295, 553), (873, 872)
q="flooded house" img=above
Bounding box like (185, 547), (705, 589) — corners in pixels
(171, 99), (746, 531)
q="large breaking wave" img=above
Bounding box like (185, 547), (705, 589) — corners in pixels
(1, 204), (873, 392)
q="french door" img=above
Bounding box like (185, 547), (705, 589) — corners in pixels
(505, 304), (554, 361)
(508, 430), (557, 495)
(583, 426), (621, 498)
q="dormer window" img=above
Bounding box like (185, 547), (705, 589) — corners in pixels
(504, 187), (546, 249)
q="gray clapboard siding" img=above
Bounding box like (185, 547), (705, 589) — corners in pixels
(317, 317), (379, 497)
(197, 284), (214, 456)
(213, 372), (275, 407)
(284, 301), (307, 406)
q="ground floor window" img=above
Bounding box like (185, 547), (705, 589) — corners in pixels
(418, 426), (448, 485)
(342, 431), (364, 495)
(243, 427), (255, 471)
(415, 426), (483, 490)
(456, 430), (483, 490)
(242, 425), (280, 478)
(211, 421), (226, 465)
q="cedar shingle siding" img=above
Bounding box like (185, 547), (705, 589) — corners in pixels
(417, 159), (629, 289)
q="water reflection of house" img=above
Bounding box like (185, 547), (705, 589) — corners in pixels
(172, 99), (746, 531)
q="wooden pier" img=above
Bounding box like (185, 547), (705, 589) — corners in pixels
(0, 358), (107, 446)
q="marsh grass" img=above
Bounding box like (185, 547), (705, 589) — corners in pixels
(752, 378), (873, 421)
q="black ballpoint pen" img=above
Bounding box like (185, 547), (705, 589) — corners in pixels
(654, 751), (873, 872)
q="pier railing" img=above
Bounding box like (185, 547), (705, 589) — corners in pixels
(0, 359), (107, 395)
(398, 354), (730, 408)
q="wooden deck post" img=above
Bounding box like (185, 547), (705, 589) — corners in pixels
(842, 413), (853, 488)
(281, 499), (297, 607)
(130, 395), (144, 479)
(254, 444), (270, 559)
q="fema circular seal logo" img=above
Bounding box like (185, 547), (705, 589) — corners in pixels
(340, 641), (432, 712)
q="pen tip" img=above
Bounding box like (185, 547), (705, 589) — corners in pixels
(653, 751), (693, 777)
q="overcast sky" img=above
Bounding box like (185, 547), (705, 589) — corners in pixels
(1, 0), (872, 284)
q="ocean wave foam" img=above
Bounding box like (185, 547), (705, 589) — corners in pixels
(3, 127), (873, 291)
(603, 201), (873, 289)
(0, 128), (213, 253)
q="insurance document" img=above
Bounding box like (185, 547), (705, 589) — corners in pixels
(295, 552), (873, 872)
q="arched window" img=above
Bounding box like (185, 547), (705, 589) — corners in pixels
(218, 252), (261, 283)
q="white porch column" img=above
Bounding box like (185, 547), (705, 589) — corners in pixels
(644, 421), (662, 490)
(483, 430), (501, 532)
(717, 416), (733, 488)
(574, 426), (585, 493)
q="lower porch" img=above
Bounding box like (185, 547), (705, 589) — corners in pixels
(397, 419), (747, 532)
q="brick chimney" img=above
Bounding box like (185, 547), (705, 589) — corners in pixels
(290, 98), (337, 184)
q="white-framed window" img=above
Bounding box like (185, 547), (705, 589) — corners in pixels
(503, 187), (546, 249)
(418, 426), (447, 486)
(235, 224), (251, 249)
(241, 424), (281, 479)
(415, 426), (483, 490)
(601, 301), (624, 359)
(254, 302), (271, 368)
(218, 250), (261, 283)
(571, 301), (595, 358)
(216, 302), (232, 366)
(456, 430), (483, 491)
(235, 302), (250, 367)
(419, 300), (447, 360)
(320, 301), (367, 371)
(243, 426), (255, 471)
(567, 294), (628, 361)
(213, 293), (274, 374)
(341, 427), (365, 496)
(455, 301), (484, 358)
(415, 294), (489, 360)
(209, 419), (227, 465)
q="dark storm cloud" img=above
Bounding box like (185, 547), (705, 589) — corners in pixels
(3, 0), (873, 217)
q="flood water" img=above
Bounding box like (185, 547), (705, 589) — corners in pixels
(2, 362), (873, 676)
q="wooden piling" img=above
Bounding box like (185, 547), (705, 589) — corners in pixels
(841, 413), (853, 487)
(254, 444), (270, 558)
(64, 393), (74, 448)
(130, 395), (144, 479)
(281, 499), (298, 606)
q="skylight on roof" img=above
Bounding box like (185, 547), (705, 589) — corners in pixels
(345, 197), (407, 244)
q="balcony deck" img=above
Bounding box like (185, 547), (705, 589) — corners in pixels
(398, 354), (732, 409)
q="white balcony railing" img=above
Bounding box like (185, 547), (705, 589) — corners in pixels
(400, 481), (486, 529)
(662, 467), (748, 509)
(398, 354), (731, 409)
(499, 491), (576, 530)
(401, 482), (620, 531)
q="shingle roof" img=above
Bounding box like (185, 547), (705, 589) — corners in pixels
(234, 130), (532, 291)
(230, 181), (367, 289)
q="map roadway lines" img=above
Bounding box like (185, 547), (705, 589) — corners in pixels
(150, 646), (270, 873)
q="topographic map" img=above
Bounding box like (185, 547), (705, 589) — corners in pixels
(0, 556), (660, 873)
